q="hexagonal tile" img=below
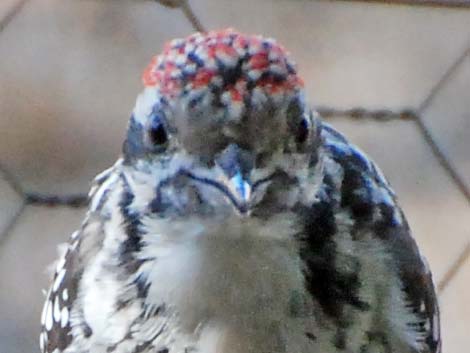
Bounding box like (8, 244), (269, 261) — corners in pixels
(323, 116), (470, 284)
(0, 205), (85, 353)
(420, 52), (470, 193)
(191, 0), (470, 110)
(0, 0), (193, 195)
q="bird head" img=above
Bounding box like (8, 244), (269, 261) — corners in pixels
(122, 29), (322, 218)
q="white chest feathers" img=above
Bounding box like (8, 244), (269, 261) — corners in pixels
(136, 213), (316, 353)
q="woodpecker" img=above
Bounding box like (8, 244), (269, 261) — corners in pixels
(40, 29), (440, 353)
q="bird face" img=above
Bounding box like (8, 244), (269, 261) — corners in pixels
(122, 29), (322, 217)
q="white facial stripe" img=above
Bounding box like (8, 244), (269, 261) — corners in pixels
(133, 87), (160, 125)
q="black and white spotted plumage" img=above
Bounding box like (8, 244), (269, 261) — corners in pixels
(40, 29), (440, 353)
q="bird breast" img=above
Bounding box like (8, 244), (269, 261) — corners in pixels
(138, 212), (310, 333)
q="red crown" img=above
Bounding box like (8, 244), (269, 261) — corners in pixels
(142, 29), (303, 104)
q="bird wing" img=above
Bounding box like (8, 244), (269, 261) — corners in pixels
(40, 164), (121, 353)
(296, 122), (440, 352)
(40, 229), (82, 353)
(40, 163), (178, 353)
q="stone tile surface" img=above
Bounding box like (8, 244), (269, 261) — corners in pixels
(0, 206), (85, 353)
(440, 255), (470, 351)
(191, 0), (470, 110)
(421, 53), (470, 192)
(0, 0), (193, 195)
(325, 117), (470, 284)
(0, 174), (23, 239)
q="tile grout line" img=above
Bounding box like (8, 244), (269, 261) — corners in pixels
(413, 117), (470, 204)
(0, 162), (25, 198)
(318, 107), (417, 121)
(437, 242), (470, 295)
(155, 0), (206, 33)
(25, 192), (88, 208)
(414, 40), (470, 205)
(0, 0), (29, 34)
(0, 200), (26, 246)
(180, 0), (206, 33)
(418, 42), (470, 113)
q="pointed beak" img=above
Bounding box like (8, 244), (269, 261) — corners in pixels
(215, 143), (255, 213)
(220, 170), (252, 206)
(182, 144), (274, 215)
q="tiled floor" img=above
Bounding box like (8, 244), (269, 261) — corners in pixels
(0, 1), (468, 352)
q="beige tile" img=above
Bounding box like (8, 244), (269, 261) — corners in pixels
(0, 173), (23, 239)
(440, 256), (470, 351)
(324, 116), (470, 284)
(0, 0), (193, 195)
(0, 205), (85, 353)
(191, 0), (470, 110)
(421, 53), (470, 192)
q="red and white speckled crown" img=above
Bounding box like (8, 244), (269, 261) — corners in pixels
(137, 29), (304, 122)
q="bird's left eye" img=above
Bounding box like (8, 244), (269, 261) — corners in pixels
(295, 117), (310, 144)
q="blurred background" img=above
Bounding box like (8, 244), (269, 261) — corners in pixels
(0, 0), (469, 352)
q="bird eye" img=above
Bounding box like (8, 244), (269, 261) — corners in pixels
(148, 118), (169, 148)
(295, 117), (310, 144)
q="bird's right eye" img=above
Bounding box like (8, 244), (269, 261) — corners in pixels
(147, 117), (169, 149)
(295, 117), (310, 145)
